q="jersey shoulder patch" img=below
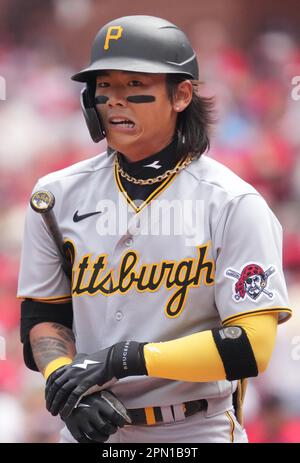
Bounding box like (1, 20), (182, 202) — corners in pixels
(225, 262), (277, 303)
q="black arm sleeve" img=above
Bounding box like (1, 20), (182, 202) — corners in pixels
(20, 299), (73, 371)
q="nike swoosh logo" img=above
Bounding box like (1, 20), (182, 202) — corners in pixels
(73, 210), (102, 222)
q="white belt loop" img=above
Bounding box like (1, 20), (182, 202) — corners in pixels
(160, 406), (175, 424)
(173, 404), (186, 422)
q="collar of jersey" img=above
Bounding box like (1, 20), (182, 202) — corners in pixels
(116, 136), (180, 180)
(114, 154), (186, 214)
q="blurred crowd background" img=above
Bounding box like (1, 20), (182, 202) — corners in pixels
(0, 0), (300, 443)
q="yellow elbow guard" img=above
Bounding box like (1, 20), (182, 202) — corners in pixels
(43, 357), (73, 381)
(143, 313), (277, 383)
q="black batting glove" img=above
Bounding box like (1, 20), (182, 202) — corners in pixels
(64, 390), (131, 443)
(45, 341), (147, 419)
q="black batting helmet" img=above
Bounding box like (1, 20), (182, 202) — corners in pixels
(72, 15), (199, 143)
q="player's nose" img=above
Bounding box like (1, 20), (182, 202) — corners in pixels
(107, 94), (127, 108)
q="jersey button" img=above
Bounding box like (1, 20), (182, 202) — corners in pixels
(115, 311), (123, 321)
(125, 237), (133, 246)
(128, 217), (140, 235)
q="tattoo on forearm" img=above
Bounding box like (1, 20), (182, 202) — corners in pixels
(31, 336), (72, 372)
(50, 323), (75, 343)
(30, 323), (76, 372)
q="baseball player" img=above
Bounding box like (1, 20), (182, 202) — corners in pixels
(18, 16), (292, 443)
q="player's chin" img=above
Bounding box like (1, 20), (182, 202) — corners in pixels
(106, 126), (142, 148)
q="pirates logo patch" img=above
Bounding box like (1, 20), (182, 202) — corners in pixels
(225, 263), (276, 302)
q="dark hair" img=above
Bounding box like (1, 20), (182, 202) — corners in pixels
(166, 74), (215, 159)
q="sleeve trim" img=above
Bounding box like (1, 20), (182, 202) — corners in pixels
(222, 307), (292, 326)
(17, 295), (71, 303)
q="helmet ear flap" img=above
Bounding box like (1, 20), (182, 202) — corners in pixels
(80, 86), (106, 143)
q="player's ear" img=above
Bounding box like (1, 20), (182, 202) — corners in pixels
(173, 80), (193, 112)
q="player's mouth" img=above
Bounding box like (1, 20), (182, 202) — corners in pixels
(108, 117), (136, 132)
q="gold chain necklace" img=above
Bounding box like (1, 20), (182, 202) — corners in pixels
(115, 154), (194, 185)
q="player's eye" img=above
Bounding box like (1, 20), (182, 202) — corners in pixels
(97, 82), (110, 88)
(128, 80), (143, 87)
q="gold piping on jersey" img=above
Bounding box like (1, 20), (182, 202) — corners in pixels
(72, 242), (215, 318)
(114, 156), (186, 214)
(223, 307), (292, 326)
(17, 295), (72, 303)
(225, 411), (235, 443)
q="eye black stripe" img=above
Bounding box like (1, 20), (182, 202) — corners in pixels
(127, 95), (156, 103)
(95, 96), (109, 104)
(94, 95), (156, 104)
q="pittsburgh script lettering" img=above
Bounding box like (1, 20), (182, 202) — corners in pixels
(72, 243), (214, 317)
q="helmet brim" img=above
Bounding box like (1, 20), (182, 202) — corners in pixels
(71, 57), (196, 82)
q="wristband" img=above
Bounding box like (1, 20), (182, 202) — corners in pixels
(44, 356), (73, 380)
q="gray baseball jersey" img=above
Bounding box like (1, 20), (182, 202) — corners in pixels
(18, 152), (291, 408)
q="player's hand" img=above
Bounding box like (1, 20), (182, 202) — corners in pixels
(45, 341), (147, 419)
(64, 390), (131, 443)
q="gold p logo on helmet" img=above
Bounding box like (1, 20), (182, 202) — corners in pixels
(104, 26), (123, 50)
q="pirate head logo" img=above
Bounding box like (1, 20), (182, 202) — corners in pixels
(226, 264), (276, 302)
